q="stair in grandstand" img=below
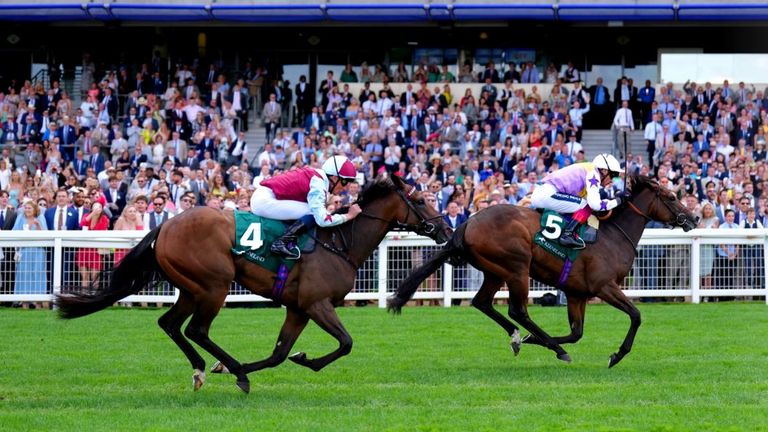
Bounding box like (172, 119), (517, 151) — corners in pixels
(581, 129), (646, 161)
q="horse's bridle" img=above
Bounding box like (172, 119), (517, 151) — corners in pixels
(317, 183), (444, 269)
(625, 185), (690, 227)
(359, 185), (443, 237)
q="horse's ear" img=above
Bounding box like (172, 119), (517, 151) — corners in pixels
(390, 173), (406, 190)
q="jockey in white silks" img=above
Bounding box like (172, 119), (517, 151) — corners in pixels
(530, 153), (625, 249)
(251, 155), (361, 259)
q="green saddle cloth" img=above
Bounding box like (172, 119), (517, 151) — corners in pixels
(231, 211), (311, 273)
(533, 210), (589, 262)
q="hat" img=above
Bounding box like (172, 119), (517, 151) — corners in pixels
(490, 189), (502, 195)
(503, 182), (512, 188)
(483, 150), (490, 155)
(137, 97), (147, 105)
(429, 154), (441, 161)
(467, 148), (475, 152)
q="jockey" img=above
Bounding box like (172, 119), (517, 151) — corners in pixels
(531, 153), (625, 249)
(251, 155), (362, 259)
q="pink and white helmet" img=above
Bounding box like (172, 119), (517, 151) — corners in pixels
(322, 155), (357, 180)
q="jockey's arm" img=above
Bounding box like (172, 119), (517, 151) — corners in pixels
(584, 168), (620, 212)
(308, 176), (347, 227)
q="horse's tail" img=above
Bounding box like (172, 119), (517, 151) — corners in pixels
(387, 223), (468, 314)
(56, 226), (163, 319)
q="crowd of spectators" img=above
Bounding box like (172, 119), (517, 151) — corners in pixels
(0, 53), (767, 299)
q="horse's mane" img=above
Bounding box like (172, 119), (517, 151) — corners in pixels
(356, 176), (396, 206)
(332, 176), (396, 216)
(628, 173), (659, 192)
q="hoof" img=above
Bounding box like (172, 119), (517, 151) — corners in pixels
(608, 353), (622, 368)
(236, 378), (251, 394)
(288, 351), (307, 365)
(193, 369), (206, 391)
(510, 330), (521, 356)
(210, 361), (230, 374)
(556, 352), (572, 363)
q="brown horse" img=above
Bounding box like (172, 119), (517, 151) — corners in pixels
(57, 175), (451, 393)
(389, 175), (698, 367)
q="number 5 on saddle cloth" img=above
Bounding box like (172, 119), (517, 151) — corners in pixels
(534, 210), (599, 261)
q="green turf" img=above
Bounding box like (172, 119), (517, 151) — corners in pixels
(0, 303), (766, 431)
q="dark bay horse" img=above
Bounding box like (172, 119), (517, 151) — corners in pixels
(57, 175), (451, 393)
(389, 175), (698, 367)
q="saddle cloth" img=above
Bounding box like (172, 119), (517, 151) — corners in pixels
(533, 210), (600, 262)
(231, 211), (315, 273)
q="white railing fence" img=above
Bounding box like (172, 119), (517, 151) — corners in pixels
(0, 229), (766, 306)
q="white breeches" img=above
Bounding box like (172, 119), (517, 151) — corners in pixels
(250, 187), (310, 220)
(530, 183), (586, 214)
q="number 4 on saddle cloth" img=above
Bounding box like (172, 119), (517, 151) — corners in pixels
(534, 210), (599, 262)
(231, 211), (316, 274)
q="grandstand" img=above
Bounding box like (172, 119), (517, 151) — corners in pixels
(0, 0), (766, 308)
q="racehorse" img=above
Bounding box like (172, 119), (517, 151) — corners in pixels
(57, 175), (451, 393)
(388, 174), (698, 367)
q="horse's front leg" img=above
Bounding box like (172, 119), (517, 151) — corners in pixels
(594, 282), (641, 368)
(522, 296), (587, 346)
(288, 299), (353, 372)
(217, 307), (310, 375)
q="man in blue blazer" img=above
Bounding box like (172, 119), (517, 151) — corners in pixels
(443, 201), (468, 230)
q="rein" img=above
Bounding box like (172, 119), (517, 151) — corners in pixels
(316, 183), (439, 269)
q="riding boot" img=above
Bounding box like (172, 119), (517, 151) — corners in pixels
(271, 219), (309, 259)
(558, 218), (586, 250)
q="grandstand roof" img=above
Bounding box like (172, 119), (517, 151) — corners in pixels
(1, 0), (768, 23)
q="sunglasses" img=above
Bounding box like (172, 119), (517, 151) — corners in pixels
(340, 178), (353, 186)
(181, 199), (193, 203)
(153, 202), (164, 206)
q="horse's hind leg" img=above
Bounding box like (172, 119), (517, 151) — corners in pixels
(470, 273), (523, 355)
(595, 282), (641, 368)
(506, 275), (571, 363)
(288, 299), (352, 372)
(241, 307), (309, 374)
(184, 290), (250, 393)
(157, 291), (207, 390)
(523, 296), (587, 347)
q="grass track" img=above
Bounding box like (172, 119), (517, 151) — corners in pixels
(0, 303), (767, 431)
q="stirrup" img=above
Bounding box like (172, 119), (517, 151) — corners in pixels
(558, 234), (586, 250)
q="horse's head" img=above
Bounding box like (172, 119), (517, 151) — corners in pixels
(358, 174), (452, 244)
(627, 175), (699, 231)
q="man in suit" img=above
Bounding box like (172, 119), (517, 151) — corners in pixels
(183, 77), (200, 101)
(72, 150), (89, 181)
(294, 75), (312, 126)
(45, 189), (85, 287)
(303, 106), (324, 133)
(145, 194), (174, 229)
(318, 71), (337, 110)
(588, 77), (612, 129)
(181, 148), (200, 170)
(189, 169), (209, 206)
(88, 145), (106, 175)
(102, 87), (118, 121)
(202, 64), (218, 96)
(0, 190), (17, 292)
(103, 174), (127, 225)
(167, 131), (188, 160)
(262, 93), (282, 144)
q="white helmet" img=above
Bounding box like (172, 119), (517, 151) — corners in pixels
(592, 154), (621, 173)
(322, 155), (357, 179)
